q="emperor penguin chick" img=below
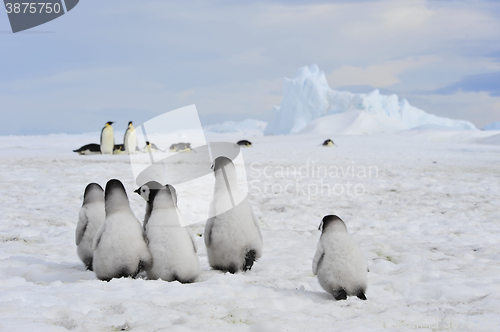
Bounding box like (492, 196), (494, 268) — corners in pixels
(124, 121), (138, 154)
(75, 183), (105, 270)
(135, 181), (200, 283)
(92, 179), (152, 281)
(204, 156), (263, 274)
(312, 215), (367, 300)
(100, 121), (115, 154)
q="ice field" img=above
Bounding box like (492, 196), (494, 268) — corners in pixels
(0, 128), (500, 331)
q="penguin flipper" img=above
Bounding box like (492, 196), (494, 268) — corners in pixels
(204, 217), (214, 248)
(251, 210), (263, 241)
(312, 243), (325, 275)
(75, 209), (88, 246)
(92, 223), (106, 250)
(188, 229), (197, 253)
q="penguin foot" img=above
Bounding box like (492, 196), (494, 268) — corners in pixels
(332, 289), (347, 301)
(213, 265), (237, 274)
(356, 290), (367, 300)
(243, 250), (257, 272)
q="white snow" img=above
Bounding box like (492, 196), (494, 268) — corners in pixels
(299, 110), (406, 135)
(482, 121), (500, 130)
(264, 64), (476, 135)
(1, 131), (500, 331)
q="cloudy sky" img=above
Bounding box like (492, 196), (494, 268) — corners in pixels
(1, 0), (499, 135)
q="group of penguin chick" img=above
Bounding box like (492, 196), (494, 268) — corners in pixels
(76, 153), (367, 301)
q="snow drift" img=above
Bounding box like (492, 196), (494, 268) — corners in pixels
(265, 64), (476, 135)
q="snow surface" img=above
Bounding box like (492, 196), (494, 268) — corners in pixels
(264, 64), (476, 135)
(482, 121), (500, 131)
(1, 130), (500, 331)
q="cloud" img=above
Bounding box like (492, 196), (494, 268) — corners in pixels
(327, 57), (437, 88)
(433, 71), (500, 97)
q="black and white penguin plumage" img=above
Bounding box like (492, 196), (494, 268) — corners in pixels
(113, 144), (126, 155)
(312, 215), (367, 300)
(169, 142), (191, 152)
(124, 121), (138, 154)
(204, 156), (263, 273)
(236, 140), (252, 147)
(73, 143), (101, 155)
(100, 121), (115, 154)
(144, 141), (161, 153)
(92, 179), (152, 281)
(322, 139), (334, 147)
(135, 181), (200, 283)
(75, 183), (105, 270)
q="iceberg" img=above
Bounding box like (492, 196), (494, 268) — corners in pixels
(481, 121), (500, 130)
(264, 64), (476, 135)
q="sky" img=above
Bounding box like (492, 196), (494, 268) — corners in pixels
(1, 0), (499, 135)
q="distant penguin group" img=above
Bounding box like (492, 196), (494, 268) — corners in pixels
(73, 121), (143, 155)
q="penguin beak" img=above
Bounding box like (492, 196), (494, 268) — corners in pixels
(134, 188), (140, 195)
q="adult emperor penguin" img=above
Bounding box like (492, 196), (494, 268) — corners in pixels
(204, 156), (263, 273)
(73, 143), (101, 155)
(236, 140), (252, 147)
(100, 121), (115, 154)
(75, 183), (105, 270)
(124, 121), (138, 154)
(92, 179), (152, 281)
(322, 139), (335, 147)
(312, 215), (367, 300)
(135, 181), (200, 283)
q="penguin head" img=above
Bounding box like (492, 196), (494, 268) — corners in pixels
(146, 141), (151, 146)
(106, 121), (114, 126)
(83, 183), (104, 205)
(135, 182), (178, 207)
(319, 215), (347, 234)
(213, 156), (234, 172)
(104, 179), (130, 214)
(135, 181), (163, 202)
(128, 121), (133, 127)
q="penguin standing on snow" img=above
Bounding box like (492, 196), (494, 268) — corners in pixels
(75, 183), (105, 270)
(312, 215), (367, 300)
(92, 179), (152, 281)
(100, 121), (115, 154)
(124, 121), (138, 154)
(135, 181), (200, 283)
(204, 156), (263, 273)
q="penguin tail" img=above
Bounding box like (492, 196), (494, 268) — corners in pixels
(243, 249), (257, 272)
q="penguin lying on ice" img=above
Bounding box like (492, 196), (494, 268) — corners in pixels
(73, 143), (100, 155)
